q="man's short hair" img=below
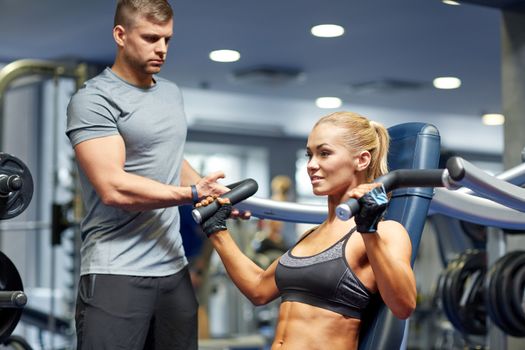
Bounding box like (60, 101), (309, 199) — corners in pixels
(114, 0), (173, 28)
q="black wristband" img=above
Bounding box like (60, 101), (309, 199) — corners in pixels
(191, 185), (199, 205)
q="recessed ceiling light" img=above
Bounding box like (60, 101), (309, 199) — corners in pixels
(433, 76), (461, 89)
(315, 97), (342, 109)
(442, 0), (461, 5)
(311, 24), (345, 38)
(482, 113), (505, 126)
(209, 49), (240, 63)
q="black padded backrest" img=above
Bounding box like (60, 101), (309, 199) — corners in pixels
(358, 122), (441, 350)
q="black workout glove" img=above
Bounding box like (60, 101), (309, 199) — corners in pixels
(201, 202), (232, 237)
(355, 185), (389, 234)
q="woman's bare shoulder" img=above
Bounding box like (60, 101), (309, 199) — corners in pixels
(379, 219), (406, 231)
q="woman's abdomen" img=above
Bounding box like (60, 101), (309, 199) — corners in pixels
(271, 301), (360, 350)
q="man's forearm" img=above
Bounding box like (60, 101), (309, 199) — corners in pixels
(100, 170), (193, 211)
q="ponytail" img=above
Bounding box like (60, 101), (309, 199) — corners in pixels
(368, 121), (389, 181)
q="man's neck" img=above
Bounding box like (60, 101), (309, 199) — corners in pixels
(111, 61), (154, 88)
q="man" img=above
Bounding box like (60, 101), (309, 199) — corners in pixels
(66, 1), (227, 349)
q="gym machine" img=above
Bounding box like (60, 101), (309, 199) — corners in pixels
(430, 158), (525, 349)
(196, 154), (525, 350)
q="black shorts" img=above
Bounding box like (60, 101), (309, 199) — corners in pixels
(75, 267), (198, 350)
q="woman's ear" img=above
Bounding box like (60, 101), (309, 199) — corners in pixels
(355, 150), (371, 172)
(113, 25), (126, 47)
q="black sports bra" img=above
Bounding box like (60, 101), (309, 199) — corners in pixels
(275, 227), (374, 319)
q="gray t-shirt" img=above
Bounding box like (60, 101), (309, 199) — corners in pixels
(66, 68), (188, 277)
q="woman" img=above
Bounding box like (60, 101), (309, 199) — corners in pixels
(198, 111), (416, 350)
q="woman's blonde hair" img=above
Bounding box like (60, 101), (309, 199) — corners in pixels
(314, 111), (390, 182)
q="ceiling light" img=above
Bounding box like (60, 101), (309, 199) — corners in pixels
(315, 97), (342, 109)
(433, 77), (461, 89)
(482, 113), (505, 126)
(442, 0), (461, 5)
(209, 49), (240, 63)
(311, 24), (345, 38)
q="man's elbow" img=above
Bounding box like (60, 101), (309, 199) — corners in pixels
(100, 189), (130, 209)
(100, 190), (120, 207)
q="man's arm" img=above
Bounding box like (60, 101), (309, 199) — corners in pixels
(74, 134), (225, 211)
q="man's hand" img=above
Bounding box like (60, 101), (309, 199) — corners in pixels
(194, 171), (228, 200)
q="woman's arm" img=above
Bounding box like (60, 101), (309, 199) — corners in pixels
(209, 229), (281, 305)
(200, 199), (280, 305)
(362, 221), (416, 319)
(347, 182), (416, 319)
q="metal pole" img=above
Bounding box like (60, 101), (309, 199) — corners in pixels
(0, 59), (87, 149)
(486, 227), (507, 350)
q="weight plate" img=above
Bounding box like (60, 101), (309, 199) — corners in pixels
(486, 251), (522, 336)
(441, 250), (486, 335)
(440, 253), (465, 331)
(0, 153), (34, 220)
(450, 250), (486, 335)
(0, 251), (24, 343)
(511, 258), (525, 322)
(498, 251), (525, 337)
